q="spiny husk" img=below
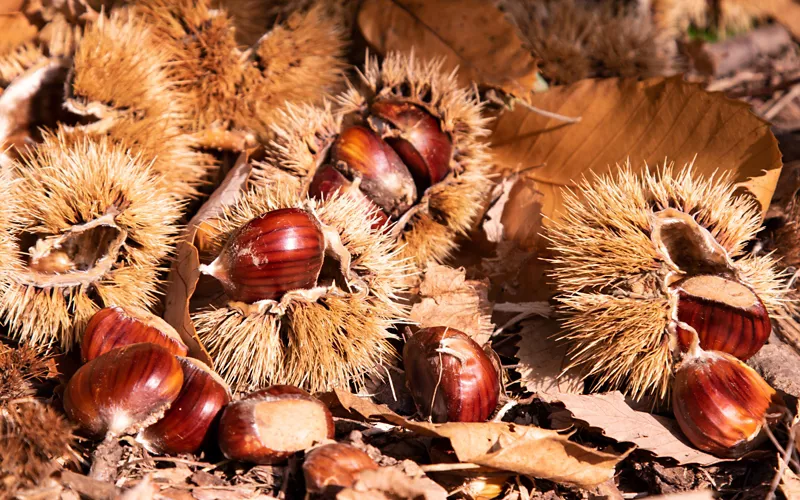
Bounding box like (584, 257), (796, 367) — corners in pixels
(548, 162), (786, 401)
(70, 13), (211, 199)
(653, 0), (758, 38)
(129, 0), (346, 143)
(503, 0), (676, 84)
(0, 130), (181, 351)
(254, 52), (494, 268)
(0, 399), (78, 496)
(193, 186), (412, 392)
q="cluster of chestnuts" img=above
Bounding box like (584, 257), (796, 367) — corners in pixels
(305, 101), (452, 231)
(671, 275), (785, 457)
(61, 305), (504, 494)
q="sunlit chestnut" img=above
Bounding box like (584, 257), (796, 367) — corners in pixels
(63, 343), (183, 437)
(81, 305), (188, 362)
(137, 357), (232, 454)
(403, 327), (500, 423)
(200, 208), (325, 303)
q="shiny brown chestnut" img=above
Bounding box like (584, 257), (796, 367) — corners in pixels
(137, 357), (232, 454)
(218, 392), (335, 464)
(201, 208), (325, 303)
(674, 275), (770, 360)
(63, 343), (184, 437)
(369, 100), (452, 191)
(308, 164), (390, 230)
(331, 125), (417, 218)
(672, 346), (785, 457)
(303, 443), (378, 494)
(81, 305), (188, 363)
(403, 327), (500, 423)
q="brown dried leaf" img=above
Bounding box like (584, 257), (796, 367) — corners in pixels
(338, 464), (448, 500)
(779, 457), (800, 500)
(321, 389), (628, 487)
(551, 391), (723, 466)
(410, 264), (494, 346)
(491, 77), (782, 225)
(514, 318), (582, 396)
(357, 0), (540, 97)
(163, 150), (253, 365)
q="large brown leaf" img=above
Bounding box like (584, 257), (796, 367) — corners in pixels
(357, 0), (540, 97)
(491, 76), (782, 232)
(320, 389), (628, 488)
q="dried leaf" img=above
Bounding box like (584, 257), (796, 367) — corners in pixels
(514, 318), (582, 396)
(551, 391), (723, 466)
(410, 264), (494, 346)
(163, 150), (253, 365)
(482, 175), (516, 243)
(779, 457), (800, 500)
(357, 0), (539, 97)
(321, 389), (628, 488)
(338, 464), (448, 500)
(490, 77), (782, 225)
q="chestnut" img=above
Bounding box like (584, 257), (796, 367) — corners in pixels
(369, 100), (453, 191)
(63, 343), (184, 437)
(81, 305), (188, 362)
(201, 208), (326, 303)
(403, 327), (500, 423)
(137, 357), (232, 454)
(331, 125), (417, 218)
(303, 443), (378, 494)
(674, 274), (770, 361)
(308, 163), (390, 230)
(672, 346), (785, 457)
(218, 391), (334, 464)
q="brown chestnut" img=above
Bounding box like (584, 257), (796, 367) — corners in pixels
(403, 327), (500, 423)
(137, 357), (232, 454)
(243, 384), (312, 400)
(672, 346), (785, 457)
(331, 125), (417, 218)
(63, 343), (184, 437)
(308, 164), (390, 230)
(303, 443), (378, 494)
(218, 391), (335, 464)
(81, 306), (188, 363)
(369, 100), (452, 191)
(201, 208), (325, 303)
(674, 275), (770, 361)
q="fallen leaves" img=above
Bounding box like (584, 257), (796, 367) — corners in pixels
(409, 264), (494, 346)
(548, 391), (722, 466)
(491, 77), (783, 225)
(357, 0), (541, 97)
(321, 389), (629, 488)
(514, 318), (582, 396)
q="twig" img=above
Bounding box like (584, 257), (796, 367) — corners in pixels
(419, 463), (483, 472)
(766, 420), (796, 500)
(485, 90), (581, 123)
(764, 85), (800, 121)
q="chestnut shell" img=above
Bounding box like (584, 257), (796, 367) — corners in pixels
(403, 326), (499, 423)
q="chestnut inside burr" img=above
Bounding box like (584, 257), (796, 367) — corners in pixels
(19, 214), (127, 285)
(308, 100), (453, 227)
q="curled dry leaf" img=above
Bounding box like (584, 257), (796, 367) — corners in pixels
(320, 389), (628, 488)
(514, 318), (582, 396)
(337, 463), (448, 500)
(409, 264), (494, 346)
(357, 0), (540, 97)
(491, 77), (782, 225)
(548, 391), (724, 466)
(162, 150), (254, 365)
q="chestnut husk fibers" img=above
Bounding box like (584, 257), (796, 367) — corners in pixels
(549, 163), (786, 401)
